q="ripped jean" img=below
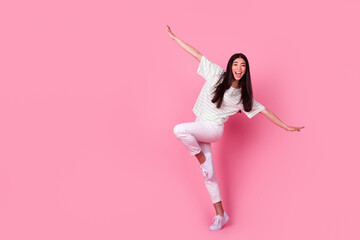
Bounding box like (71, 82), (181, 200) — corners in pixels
(173, 117), (224, 204)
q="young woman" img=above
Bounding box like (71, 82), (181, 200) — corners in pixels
(166, 25), (304, 231)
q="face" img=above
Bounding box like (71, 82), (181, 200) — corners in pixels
(232, 58), (246, 80)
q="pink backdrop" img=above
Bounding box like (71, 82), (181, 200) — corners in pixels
(1, 0), (359, 239)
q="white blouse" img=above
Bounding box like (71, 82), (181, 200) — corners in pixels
(193, 55), (265, 125)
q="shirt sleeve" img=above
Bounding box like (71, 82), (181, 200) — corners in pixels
(243, 99), (266, 119)
(197, 55), (224, 85)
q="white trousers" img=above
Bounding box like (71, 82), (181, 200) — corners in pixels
(173, 117), (224, 204)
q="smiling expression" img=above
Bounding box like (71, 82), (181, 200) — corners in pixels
(232, 58), (246, 81)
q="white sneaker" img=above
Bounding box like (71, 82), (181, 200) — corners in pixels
(199, 153), (214, 180)
(209, 212), (229, 231)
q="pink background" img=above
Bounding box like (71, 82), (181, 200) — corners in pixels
(1, 0), (359, 239)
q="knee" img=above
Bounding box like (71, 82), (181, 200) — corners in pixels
(173, 124), (186, 139)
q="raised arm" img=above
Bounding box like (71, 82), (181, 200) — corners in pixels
(261, 108), (305, 132)
(166, 25), (202, 62)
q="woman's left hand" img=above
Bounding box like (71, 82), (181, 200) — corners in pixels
(286, 126), (305, 132)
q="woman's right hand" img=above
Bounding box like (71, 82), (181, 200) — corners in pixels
(166, 25), (202, 62)
(166, 25), (176, 39)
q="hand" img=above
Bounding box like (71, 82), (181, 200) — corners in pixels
(166, 25), (176, 39)
(286, 126), (305, 132)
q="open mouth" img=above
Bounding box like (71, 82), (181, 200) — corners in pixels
(235, 71), (242, 78)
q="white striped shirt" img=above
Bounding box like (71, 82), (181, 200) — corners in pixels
(193, 55), (265, 125)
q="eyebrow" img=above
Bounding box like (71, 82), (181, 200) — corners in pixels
(233, 61), (245, 64)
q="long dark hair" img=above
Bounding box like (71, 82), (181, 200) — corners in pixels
(211, 53), (253, 112)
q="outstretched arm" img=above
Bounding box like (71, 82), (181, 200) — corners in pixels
(166, 25), (202, 62)
(260, 109), (304, 132)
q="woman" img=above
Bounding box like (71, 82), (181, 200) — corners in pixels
(167, 25), (304, 231)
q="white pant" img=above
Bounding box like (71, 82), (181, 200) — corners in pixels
(173, 117), (224, 204)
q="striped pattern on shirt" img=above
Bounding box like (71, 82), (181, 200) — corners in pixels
(192, 55), (265, 125)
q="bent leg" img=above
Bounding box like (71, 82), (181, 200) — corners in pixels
(173, 120), (222, 156)
(173, 118), (224, 206)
